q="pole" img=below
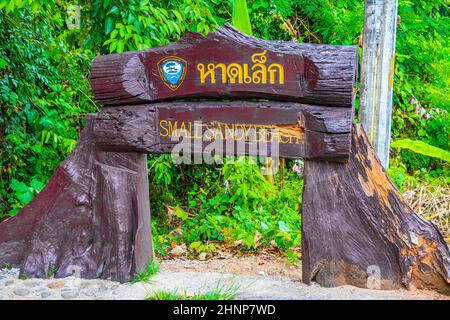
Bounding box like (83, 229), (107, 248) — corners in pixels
(359, 0), (398, 168)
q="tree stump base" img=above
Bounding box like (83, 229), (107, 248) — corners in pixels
(0, 116), (153, 282)
(302, 124), (450, 295)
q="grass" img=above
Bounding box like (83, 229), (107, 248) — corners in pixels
(130, 259), (161, 284)
(146, 281), (240, 300)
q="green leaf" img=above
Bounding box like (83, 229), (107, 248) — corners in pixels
(105, 17), (114, 35)
(231, 0), (253, 35)
(0, 56), (7, 69)
(391, 139), (450, 162)
(10, 179), (28, 193)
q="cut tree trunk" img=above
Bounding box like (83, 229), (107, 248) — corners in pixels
(0, 116), (153, 282)
(301, 124), (450, 295)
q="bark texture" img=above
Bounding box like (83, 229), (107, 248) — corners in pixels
(0, 117), (153, 282)
(302, 124), (450, 295)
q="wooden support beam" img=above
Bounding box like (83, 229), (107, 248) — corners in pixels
(302, 124), (450, 294)
(92, 101), (353, 162)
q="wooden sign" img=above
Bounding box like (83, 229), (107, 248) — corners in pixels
(91, 24), (358, 108)
(2, 24), (450, 295)
(92, 101), (353, 161)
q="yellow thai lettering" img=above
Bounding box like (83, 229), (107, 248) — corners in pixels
(196, 50), (284, 85)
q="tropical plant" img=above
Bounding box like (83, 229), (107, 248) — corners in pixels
(391, 139), (450, 162)
(231, 0), (253, 35)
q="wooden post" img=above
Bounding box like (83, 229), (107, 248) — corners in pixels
(301, 124), (450, 294)
(359, 0), (398, 168)
(0, 117), (153, 282)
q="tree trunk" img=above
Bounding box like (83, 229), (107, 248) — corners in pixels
(0, 117), (153, 282)
(302, 124), (450, 295)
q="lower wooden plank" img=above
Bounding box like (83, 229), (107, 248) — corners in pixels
(93, 101), (353, 162)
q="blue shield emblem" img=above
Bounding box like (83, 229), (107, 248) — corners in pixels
(158, 56), (187, 91)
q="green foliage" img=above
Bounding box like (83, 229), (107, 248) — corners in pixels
(0, 5), (96, 218)
(83, 0), (218, 54)
(146, 282), (239, 300)
(231, 0), (253, 35)
(392, 139), (450, 162)
(150, 157), (302, 256)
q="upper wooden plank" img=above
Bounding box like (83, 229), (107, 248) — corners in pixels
(90, 24), (358, 108)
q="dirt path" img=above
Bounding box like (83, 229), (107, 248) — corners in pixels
(0, 257), (448, 300)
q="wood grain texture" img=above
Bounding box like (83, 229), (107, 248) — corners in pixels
(302, 124), (450, 294)
(0, 117), (153, 282)
(92, 101), (353, 161)
(91, 24), (357, 107)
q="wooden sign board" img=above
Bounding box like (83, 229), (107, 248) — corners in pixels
(92, 101), (353, 161)
(3, 24), (450, 295)
(91, 24), (358, 108)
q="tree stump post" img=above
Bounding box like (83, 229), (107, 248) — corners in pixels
(301, 124), (450, 294)
(0, 117), (153, 282)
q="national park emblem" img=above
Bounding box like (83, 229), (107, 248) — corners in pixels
(158, 56), (187, 91)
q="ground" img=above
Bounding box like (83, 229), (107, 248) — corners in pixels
(1, 255), (448, 300)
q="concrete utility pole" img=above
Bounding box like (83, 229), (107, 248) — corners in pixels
(359, 0), (398, 168)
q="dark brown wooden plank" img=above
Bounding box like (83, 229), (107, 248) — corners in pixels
(302, 124), (450, 294)
(92, 101), (353, 161)
(91, 24), (357, 108)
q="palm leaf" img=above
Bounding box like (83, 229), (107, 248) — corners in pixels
(391, 139), (450, 162)
(231, 0), (253, 35)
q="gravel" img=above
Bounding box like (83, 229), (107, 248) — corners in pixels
(0, 264), (447, 300)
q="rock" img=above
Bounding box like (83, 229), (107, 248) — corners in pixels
(5, 280), (14, 286)
(170, 245), (186, 256)
(41, 292), (52, 299)
(24, 281), (39, 287)
(13, 288), (30, 296)
(198, 253), (208, 261)
(82, 291), (95, 297)
(61, 290), (79, 299)
(98, 285), (109, 292)
(258, 271), (265, 276)
(32, 286), (47, 293)
(47, 281), (65, 289)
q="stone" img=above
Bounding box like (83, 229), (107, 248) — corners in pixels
(13, 288), (30, 296)
(198, 253), (208, 261)
(170, 245), (186, 257)
(98, 285), (109, 292)
(24, 281), (39, 287)
(5, 280), (14, 286)
(47, 280), (65, 289)
(41, 292), (52, 299)
(61, 290), (79, 299)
